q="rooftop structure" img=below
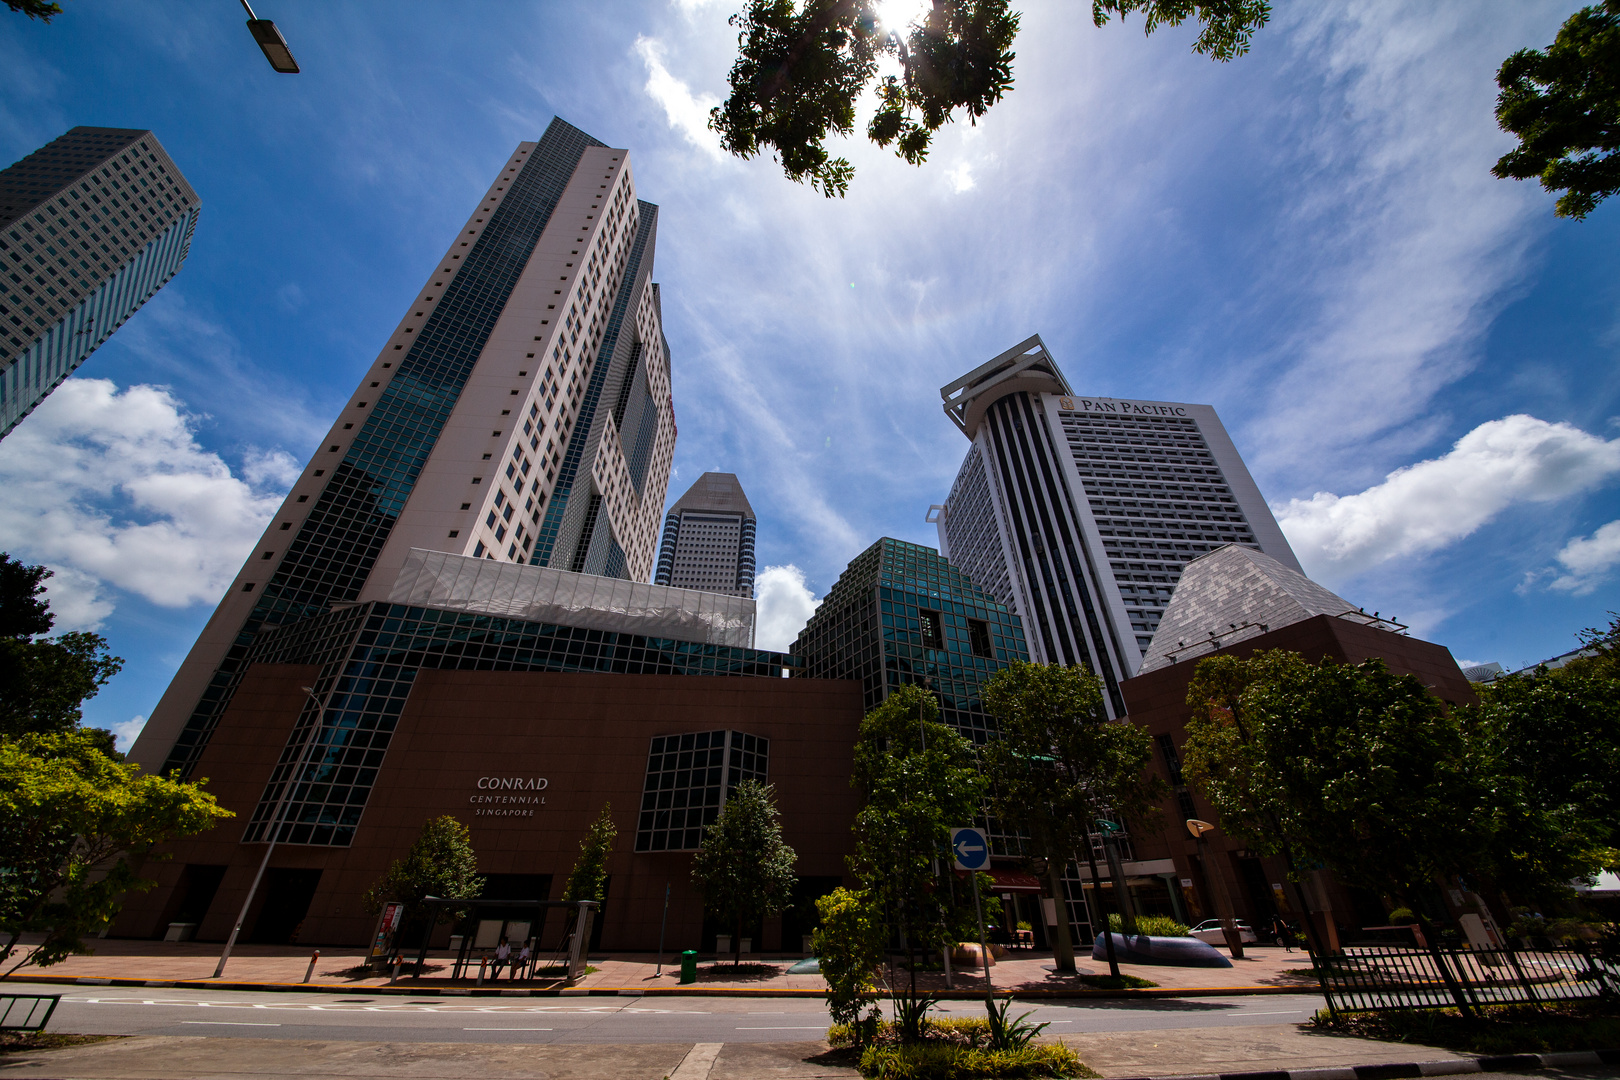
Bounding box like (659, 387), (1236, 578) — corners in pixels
(654, 472), (757, 597)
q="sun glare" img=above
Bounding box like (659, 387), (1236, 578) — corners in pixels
(873, 0), (930, 33)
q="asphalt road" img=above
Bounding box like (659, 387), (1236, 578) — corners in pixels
(42, 989), (1326, 1045)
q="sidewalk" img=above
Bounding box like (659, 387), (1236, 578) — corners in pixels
(0, 1027), (1496, 1080)
(2, 939), (1323, 997)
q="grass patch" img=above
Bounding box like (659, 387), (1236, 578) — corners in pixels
(858, 1042), (1096, 1079)
(1077, 973), (1156, 990)
(0, 1032), (119, 1055)
(1308, 1000), (1620, 1056)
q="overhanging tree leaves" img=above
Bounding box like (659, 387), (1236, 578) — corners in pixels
(0, 729), (232, 973)
(1181, 651), (1493, 926)
(1493, 0), (1620, 219)
(711, 0), (1269, 196)
(980, 661), (1165, 978)
(362, 815), (484, 946)
(691, 779), (798, 966)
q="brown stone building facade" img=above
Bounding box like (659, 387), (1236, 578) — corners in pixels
(114, 664), (865, 952)
(1118, 613), (1478, 945)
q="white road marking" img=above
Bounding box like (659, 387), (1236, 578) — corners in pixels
(462, 1027), (553, 1031)
(736, 1025), (826, 1029)
(181, 1021), (281, 1026)
(65, 997), (684, 1014)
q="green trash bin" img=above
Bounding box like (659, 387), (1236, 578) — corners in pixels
(679, 950), (697, 985)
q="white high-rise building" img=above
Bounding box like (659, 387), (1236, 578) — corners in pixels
(131, 118), (676, 778)
(931, 335), (1300, 712)
(0, 127), (200, 438)
(654, 472), (757, 597)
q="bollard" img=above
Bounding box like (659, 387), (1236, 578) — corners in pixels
(477, 957), (487, 986)
(389, 955), (403, 984)
(303, 950), (320, 984)
(679, 949), (697, 985)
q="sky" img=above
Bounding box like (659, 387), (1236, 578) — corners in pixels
(1, 0), (1616, 750)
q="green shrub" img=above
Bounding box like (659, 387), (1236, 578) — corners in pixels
(814, 886), (884, 1038)
(1387, 907), (1417, 924)
(1105, 913), (1188, 937)
(857, 1041), (1095, 1079)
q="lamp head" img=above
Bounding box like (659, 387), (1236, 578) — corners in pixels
(1186, 819), (1215, 838)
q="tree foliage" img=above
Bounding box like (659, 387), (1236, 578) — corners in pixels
(980, 661), (1164, 974)
(5, 0), (64, 22)
(1181, 652), (1494, 918)
(0, 554), (124, 745)
(0, 730), (231, 972)
(1463, 614), (1620, 903)
(711, 0), (1267, 196)
(362, 815), (484, 941)
(813, 885), (885, 1036)
(691, 779), (798, 965)
(561, 803), (617, 904)
(1494, 0), (1620, 219)
(849, 683), (985, 991)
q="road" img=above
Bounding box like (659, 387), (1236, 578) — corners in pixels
(45, 988), (1326, 1045)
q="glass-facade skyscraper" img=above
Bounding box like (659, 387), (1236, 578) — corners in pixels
(932, 335), (1301, 703)
(130, 117), (676, 780)
(0, 127), (200, 438)
(792, 537), (1029, 743)
(653, 471), (757, 597)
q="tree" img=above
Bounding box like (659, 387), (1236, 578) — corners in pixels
(362, 815), (484, 946)
(1180, 651), (1493, 931)
(711, 0), (1270, 196)
(691, 779), (798, 966)
(561, 803), (616, 904)
(980, 661), (1165, 978)
(812, 885), (885, 1040)
(5, 0), (64, 22)
(1463, 615), (1620, 907)
(0, 729), (231, 973)
(848, 683), (985, 1001)
(0, 554), (124, 745)
(1493, 0), (1620, 219)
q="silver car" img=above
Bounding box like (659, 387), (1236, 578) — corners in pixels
(1188, 918), (1260, 945)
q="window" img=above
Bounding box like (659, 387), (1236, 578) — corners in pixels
(918, 609), (943, 649)
(261, 551), (273, 560)
(448, 530), (459, 538)
(473, 541), (486, 557)
(296, 495), (308, 503)
(279, 522), (291, 531)
(967, 619), (993, 658)
(242, 582), (255, 592)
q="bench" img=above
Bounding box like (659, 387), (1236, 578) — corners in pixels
(0, 994), (60, 1032)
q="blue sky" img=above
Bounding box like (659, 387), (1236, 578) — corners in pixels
(1, 0), (1616, 748)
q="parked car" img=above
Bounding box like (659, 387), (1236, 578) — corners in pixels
(1188, 919), (1259, 945)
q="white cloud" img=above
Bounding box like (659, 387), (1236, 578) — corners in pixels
(945, 162), (976, 194)
(38, 565), (116, 633)
(1277, 415), (1620, 581)
(634, 36), (724, 160)
(1546, 520), (1620, 596)
(109, 715), (149, 754)
(0, 378), (291, 616)
(754, 564), (821, 652)
(242, 447), (302, 490)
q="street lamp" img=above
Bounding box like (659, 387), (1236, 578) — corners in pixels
(239, 0), (300, 73)
(1186, 818), (1244, 959)
(213, 684), (327, 978)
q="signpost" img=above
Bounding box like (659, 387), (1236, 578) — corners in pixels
(951, 827), (994, 1005)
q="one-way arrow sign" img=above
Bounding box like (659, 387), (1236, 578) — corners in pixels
(950, 826), (989, 871)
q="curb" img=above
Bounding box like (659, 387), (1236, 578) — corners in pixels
(1115, 1048), (1620, 1080)
(1, 973), (1315, 1000)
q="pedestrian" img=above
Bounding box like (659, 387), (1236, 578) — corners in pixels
(514, 941), (532, 980)
(1271, 915), (1293, 952)
(494, 937), (510, 978)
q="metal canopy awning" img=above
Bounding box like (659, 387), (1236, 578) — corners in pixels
(988, 869), (1044, 894)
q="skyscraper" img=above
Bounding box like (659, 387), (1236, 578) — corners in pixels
(931, 335), (1299, 706)
(653, 472), (757, 597)
(0, 127), (200, 438)
(792, 537), (1029, 742)
(130, 118), (675, 779)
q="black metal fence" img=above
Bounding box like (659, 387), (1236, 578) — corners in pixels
(1311, 943), (1616, 1016)
(0, 994), (59, 1032)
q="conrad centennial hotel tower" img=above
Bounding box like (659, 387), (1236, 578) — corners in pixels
(132, 118), (680, 780)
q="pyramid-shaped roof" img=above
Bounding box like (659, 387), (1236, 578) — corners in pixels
(1139, 545), (1361, 672)
(670, 472), (755, 519)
